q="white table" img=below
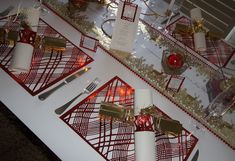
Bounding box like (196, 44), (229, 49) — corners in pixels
(0, 0), (234, 160)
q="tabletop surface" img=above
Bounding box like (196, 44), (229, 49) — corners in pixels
(0, 0), (235, 161)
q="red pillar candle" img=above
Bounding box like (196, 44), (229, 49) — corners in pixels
(167, 53), (184, 69)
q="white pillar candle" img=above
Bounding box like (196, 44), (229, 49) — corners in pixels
(24, 8), (40, 32)
(9, 42), (34, 73)
(190, 7), (202, 21)
(194, 32), (206, 51)
(134, 89), (156, 161)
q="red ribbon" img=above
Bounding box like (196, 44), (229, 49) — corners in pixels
(18, 29), (36, 46)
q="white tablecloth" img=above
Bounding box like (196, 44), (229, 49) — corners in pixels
(0, 0), (234, 160)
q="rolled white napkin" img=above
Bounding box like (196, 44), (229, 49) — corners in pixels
(134, 89), (156, 161)
(190, 7), (202, 20)
(9, 42), (34, 73)
(190, 8), (206, 52)
(193, 32), (206, 51)
(134, 89), (153, 115)
(9, 8), (40, 73)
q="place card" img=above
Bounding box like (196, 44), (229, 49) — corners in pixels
(80, 34), (98, 52)
(166, 75), (185, 92)
(110, 1), (141, 54)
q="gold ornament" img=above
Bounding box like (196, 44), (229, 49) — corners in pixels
(192, 18), (206, 33)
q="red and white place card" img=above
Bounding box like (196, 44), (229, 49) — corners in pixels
(110, 1), (141, 53)
(166, 75), (185, 92)
(80, 34), (98, 52)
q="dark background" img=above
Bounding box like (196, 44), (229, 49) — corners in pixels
(0, 101), (60, 161)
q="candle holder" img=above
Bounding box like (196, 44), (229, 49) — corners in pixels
(161, 50), (187, 75)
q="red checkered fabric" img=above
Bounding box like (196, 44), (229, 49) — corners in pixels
(0, 18), (93, 95)
(61, 76), (198, 161)
(167, 17), (235, 67)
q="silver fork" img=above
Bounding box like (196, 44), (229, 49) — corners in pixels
(55, 77), (100, 115)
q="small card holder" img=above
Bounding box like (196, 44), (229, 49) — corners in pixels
(121, 1), (138, 22)
(166, 75), (185, 92)
(80, 34), (98, 52)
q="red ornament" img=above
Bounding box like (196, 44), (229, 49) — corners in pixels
(134, 115), (154, 132)
(18, 29), (36, 46)
(167, 53), (184, 69)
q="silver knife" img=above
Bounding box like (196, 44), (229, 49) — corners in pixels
(191, 149), (199, 161)
(38, 67), (91, 101)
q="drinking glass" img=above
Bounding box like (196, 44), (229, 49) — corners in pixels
(188, 85), (235, 138)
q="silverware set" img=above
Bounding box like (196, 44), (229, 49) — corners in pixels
(55, 77), (100, 115)
(38, 67), (100, 115)
(38, 67), (91, 101)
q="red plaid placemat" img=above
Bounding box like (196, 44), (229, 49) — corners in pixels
(167, 16), (235, 67)
(0, 18), (93, 96)
(61, 76), (198, 161)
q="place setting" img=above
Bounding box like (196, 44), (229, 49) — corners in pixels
(0, 4), (93, 96)
(166, 11), (235, 69)
(60, 76), (198, 161)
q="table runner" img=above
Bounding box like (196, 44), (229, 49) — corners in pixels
(61, 76), (198, 161)
(0, 17), (93, 96)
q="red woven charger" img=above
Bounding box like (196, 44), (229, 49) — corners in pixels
(61, 76), (198, 161)
(166, 16), (235, 68)
(0, 17), (93, 96)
